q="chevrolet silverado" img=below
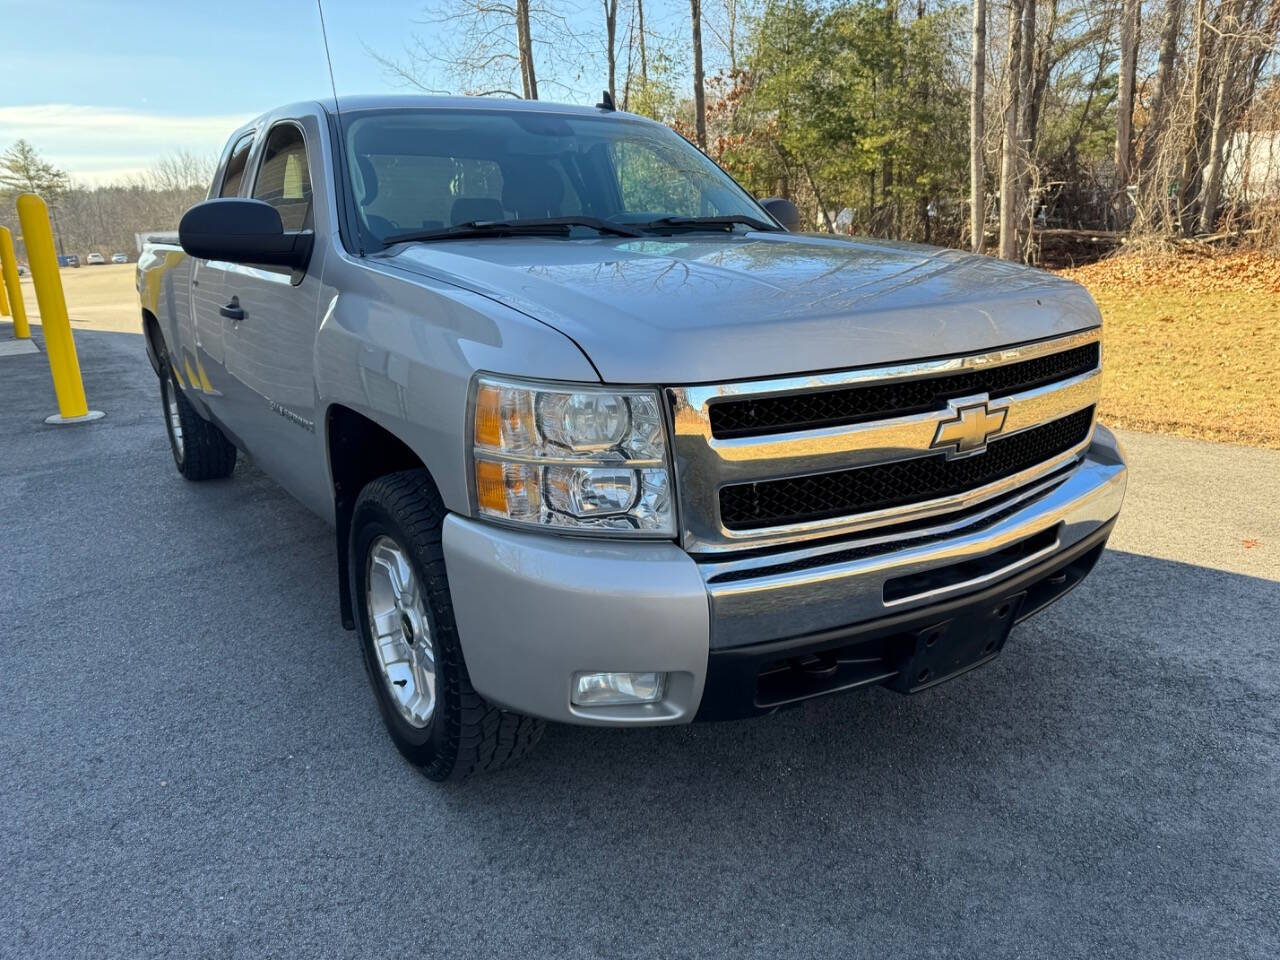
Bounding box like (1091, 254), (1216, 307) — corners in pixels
(136, 95), (1127, 780)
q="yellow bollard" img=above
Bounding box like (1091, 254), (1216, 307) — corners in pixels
(0, 226), (30, 338)
(15, 194), (104, 424)
(0, 246), (9, 316)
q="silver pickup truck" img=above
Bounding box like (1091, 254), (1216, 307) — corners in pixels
(137, 95), (1126, 780)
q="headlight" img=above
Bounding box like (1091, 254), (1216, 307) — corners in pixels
(470, 375), (674, 535)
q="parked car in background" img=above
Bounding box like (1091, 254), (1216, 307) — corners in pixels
(111, 252), (129, 264)
(86, 252), (105, 265)
(138, 95), (1127, 780)
(57, 254), (80, 268)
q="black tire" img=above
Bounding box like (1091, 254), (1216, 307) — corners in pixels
(349, 469), (544, 780)
(159, 361), (236, 481)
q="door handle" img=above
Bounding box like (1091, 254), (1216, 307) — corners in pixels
(219, 296), (245, 322)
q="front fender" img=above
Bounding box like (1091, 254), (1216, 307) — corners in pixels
(313, 258), (599, 516)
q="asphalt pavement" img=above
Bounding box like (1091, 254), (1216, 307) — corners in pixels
(2, 320), (1277, 959)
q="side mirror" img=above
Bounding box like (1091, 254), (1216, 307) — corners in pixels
(179, 198), (312, 270)
(760, 197), (803, 232)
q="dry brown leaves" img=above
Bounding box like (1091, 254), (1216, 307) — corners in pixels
(1059, 251), (1280, 295)
(1054, 252), (1280, 449)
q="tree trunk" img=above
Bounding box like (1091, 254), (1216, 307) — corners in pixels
(622, 0), (635, 109)
(970, 0), (987, 252)
(1028, 0), (1059, 151)
(998, 0), (1025, 261)
(1017, 0), (1035, 146)
(1139, 0), (1184, 176)
(1016, 0), (1036, 235)
(690, 0), (707, 149)
(1114, 0), (1141, 222)
(799, 156), (835, 232)
(638, 0), (648, 81)
(726, 0), (738, 72)
(1197, 0), (1245, 234)
(604, 0), (618, 102)
(516, 0), (538, 100)
(1179, 0), (1210, 228)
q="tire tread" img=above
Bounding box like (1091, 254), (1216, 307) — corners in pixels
(356, 470), (544, 780)
(163, 364), (236, 481)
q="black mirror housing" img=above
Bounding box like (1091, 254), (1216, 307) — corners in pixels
(760, 197), (803, 232)
(179, 198), (313, 270)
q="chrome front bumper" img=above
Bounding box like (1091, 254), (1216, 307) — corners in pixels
(700, 424), (1128, 648)
(443, 426), (1127, 726)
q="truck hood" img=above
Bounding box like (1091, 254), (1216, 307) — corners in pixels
(386, 232), (1101, 384)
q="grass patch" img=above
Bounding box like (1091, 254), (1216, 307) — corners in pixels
(1059, 254), (1280, 449)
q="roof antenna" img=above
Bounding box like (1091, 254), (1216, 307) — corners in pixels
(316, 0), (342, 115)
(316, 0), (364, 254)
(596, 89), (616, 111)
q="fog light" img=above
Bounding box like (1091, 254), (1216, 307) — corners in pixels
(572, 671), (666, 706)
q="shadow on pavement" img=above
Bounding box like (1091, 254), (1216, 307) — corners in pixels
(2, 322), (1277, 958)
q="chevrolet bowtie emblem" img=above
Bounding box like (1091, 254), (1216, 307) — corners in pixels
(931, 397), (1008, 458)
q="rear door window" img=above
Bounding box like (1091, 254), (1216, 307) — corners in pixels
(218, 134), (255, 198)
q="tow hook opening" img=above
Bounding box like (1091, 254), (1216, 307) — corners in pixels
(795, 652), (838, 678)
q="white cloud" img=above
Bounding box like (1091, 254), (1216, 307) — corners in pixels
(0, 104), (251, 185)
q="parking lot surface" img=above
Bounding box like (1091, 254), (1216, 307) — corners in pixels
(2, 320), (1277, 959)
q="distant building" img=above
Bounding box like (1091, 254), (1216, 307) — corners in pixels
(1228, 130), (1280, 200)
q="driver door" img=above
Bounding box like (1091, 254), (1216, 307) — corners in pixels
(218, 119), (325, 505)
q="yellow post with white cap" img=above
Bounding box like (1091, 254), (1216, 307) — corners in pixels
(15, 194), (103, 423)
(0, 225), (29, 338)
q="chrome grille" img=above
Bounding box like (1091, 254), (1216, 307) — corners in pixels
(710, 342), (1100, 438)
(719, 407), (1094, 530)
(666, 329), (1102, 554)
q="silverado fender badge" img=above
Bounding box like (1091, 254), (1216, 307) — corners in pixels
(931, 396), (1008, 459)
(268, 399), (316, 433)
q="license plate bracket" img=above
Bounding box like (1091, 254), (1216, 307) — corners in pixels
(887, 590), (1028, 694)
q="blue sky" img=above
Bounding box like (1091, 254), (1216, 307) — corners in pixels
(0, 0), (715, 184)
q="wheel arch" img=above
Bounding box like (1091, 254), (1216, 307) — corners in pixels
(141, 308), (165, 375)
(326, 403), (443, 629)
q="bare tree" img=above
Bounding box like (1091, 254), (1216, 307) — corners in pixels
(970, 0), (987, 252)
(1026, 0), (1062, 151)
(1178, 0), (1212, 225)
(517, 0), (539, 98)
(602, 0), (619, 101)
(369, 0), (583, 100)
(1114, 0), (1141, 221)
(691, 0), (708, 149)
(998, 0), (1025, 260)
(637, 0), (648, 81)
(1197, 0), (1246, 232)
(726, 0), (740, 72)
(1139, 0), (1185, 178)
(706, 0), (742, 72)
(1016, 0), (1036, 150)
(148, 150), (215, 193)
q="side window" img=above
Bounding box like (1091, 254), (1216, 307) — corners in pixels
(218, 134), (254, 198)
(252, 124), (313, 232)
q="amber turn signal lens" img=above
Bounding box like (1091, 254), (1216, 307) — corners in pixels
(474, 384), (503, 448)
(474, 459), (508, 514)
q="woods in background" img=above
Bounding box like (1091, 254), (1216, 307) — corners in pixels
(6, 0), (1275, 266)
(379, 0), (1279, 262)
(0, 141), (210, 262)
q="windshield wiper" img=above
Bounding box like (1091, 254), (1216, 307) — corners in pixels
(383, 217), (644, 245)
(635, 215), (781, 234)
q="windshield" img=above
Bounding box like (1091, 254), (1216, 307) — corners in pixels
(341, 108), (772, 246)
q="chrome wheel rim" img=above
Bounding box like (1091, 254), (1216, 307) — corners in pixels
(166, 376), (184, 462)
(365, 535), (437, 728)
